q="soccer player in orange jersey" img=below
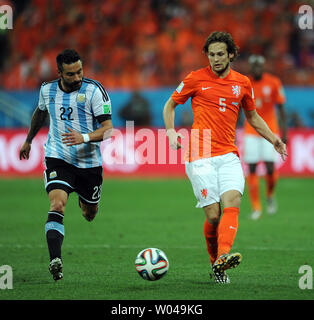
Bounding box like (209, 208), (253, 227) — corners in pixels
(163, 31), (287, 284)
(244, 55), (287, 220)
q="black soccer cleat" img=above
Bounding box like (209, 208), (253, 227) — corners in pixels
(49, 257), (63, 281)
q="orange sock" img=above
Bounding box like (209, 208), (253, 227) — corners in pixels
(247, 173), (261, 212)
(204, 220), (218, 265)
(265, 171), (278, 198)
(217, 207), (239, 258)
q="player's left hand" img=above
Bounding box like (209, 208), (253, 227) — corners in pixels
(273, 137), (288, 161)
(62, 128), (84, 146)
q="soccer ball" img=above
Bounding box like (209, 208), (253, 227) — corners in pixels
(135, 248), (169, 281)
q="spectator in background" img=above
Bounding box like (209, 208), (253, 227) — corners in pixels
(119, 90), (152, 126)
(0, 0), (313, 89)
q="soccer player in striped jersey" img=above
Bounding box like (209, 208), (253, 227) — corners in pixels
(19, 49), (113, 281)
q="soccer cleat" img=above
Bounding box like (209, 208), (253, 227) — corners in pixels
(210, 268), (230, 284)
(49, 257), (63, 281)
(223, 252), (242, 270)
(212, 252), (242, 283)
(212, 255), (229, 284)
(267, 198), (277, 215)
(250, 210), (262, 220)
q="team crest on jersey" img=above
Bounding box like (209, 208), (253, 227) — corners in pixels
(77, 93), (86, 103)
(49, 171), (57, 179)
(232, 85), (241, 98)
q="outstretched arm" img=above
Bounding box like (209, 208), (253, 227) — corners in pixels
(19, 107), (48, 160)
(162, 97), (182, 150)
(243, 108), (288, 161)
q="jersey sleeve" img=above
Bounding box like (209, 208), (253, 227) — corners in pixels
(171, 72), (197, 105)
(241, 77), (256, 111)
(274, 77), (286, 104)
(91, 86), (112, 123)
(38, 85), (47, 111)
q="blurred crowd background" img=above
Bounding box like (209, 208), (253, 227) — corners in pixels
(1, 0), (314, 91)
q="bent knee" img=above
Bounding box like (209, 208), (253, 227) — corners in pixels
(81, 203), (98, 222)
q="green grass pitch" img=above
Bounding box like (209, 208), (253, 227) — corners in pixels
(0, 177), (313, 300)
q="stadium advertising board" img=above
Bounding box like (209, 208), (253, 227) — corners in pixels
(0, 128), (313, 177)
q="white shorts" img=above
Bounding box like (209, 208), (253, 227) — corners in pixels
(243, 135), (277, 163)
(185, 152), (245, 208)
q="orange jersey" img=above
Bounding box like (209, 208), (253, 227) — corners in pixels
(244, 73), (286, 135)
(171, 66), (256, 161)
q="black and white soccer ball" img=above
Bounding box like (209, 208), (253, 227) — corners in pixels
(135, 248), (169, 281)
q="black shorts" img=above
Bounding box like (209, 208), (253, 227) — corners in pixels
(44, 157), (103, 205)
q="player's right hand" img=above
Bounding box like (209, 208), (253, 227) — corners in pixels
(19, 141), (31, 160)
(166, 128), (183, 150)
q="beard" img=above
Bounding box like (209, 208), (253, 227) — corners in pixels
(214, 62), (230, 76)
(61, 76), (82, 91)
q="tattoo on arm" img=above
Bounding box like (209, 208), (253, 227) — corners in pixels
(26, 107), (48, 143)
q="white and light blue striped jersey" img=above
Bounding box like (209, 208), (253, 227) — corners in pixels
(38, 77), (112, 168)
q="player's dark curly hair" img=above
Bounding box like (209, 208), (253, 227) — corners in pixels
(56, 49), (81, 71)
(203, 31), (239, 62)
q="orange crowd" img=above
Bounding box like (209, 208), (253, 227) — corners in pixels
(1, 0), (313, 90)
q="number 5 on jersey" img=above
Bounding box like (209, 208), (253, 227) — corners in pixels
(219, 97), (226, 112)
